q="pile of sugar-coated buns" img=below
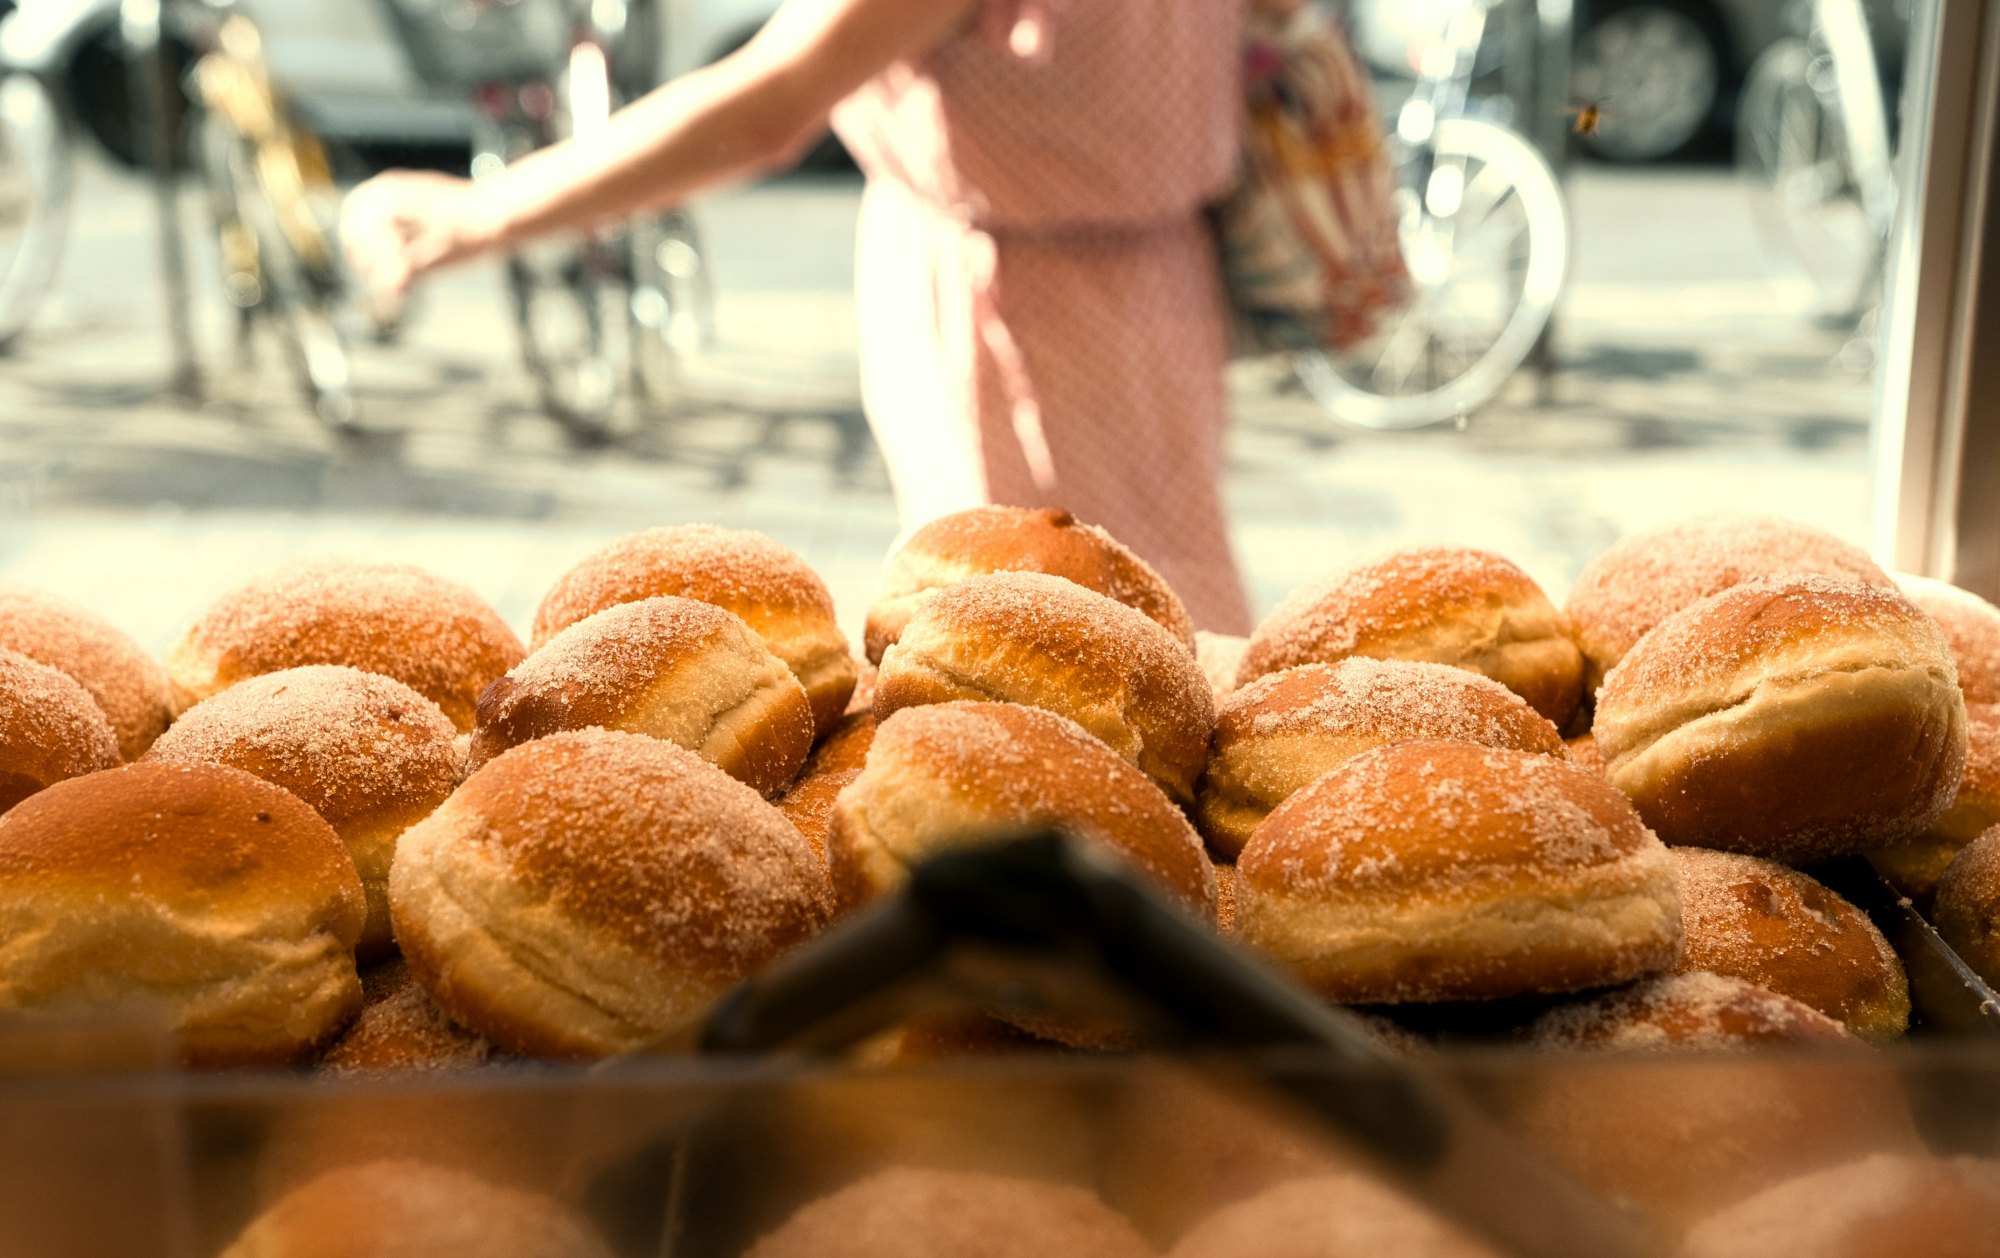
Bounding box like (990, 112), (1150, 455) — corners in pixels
(8, 509), (2000, 1256)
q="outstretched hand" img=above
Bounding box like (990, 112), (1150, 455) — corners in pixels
(340, 170), (504, 298)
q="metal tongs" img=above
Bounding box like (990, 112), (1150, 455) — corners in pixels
(677, 831), (1661, 1258)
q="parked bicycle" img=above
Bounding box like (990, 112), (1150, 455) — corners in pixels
(1736, 0), (1902, 328)
(1295, 0), (1569, 431)
(379, 0), (716, 440)
(0, 0), (362, 426)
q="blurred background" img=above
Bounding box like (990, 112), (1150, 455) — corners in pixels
(0, 0), (1921, 647)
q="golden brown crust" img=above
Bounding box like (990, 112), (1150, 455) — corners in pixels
(1528, 971), (1852, 1050)
(1596, 575), (1967, 862)
(1168, 1173), (1501, 1258)
(221, 1160), (614, 1258)
(864, 506), (1197, 663)
(1564, 731), (1608, 777)
(1236, 547), (1584, 727)
(0, 761), (364, 1067)
(389, 729), (829, 1058)
(530, 525), (856, 733)
(1195, 658), (1563, 860)
(470, 596), (813, 796)
(0, 584), (173, 761)
(165, 560), (525, 732)
(0, 646), (120, 814)
(874, 571), (1214, 805)
(1679, 1155), (2000, 1258)
(828, 702), (1216, 920)
(1934, 825), (2000, 991)
(1669, 847), (1908, 1041)
(1213, 861), (1236, 935)
(744, 1168), (1155, 1258)
(774, 766), (856, 868)
(1872, 701), (2000, 905)
(1566, 515), (1892, 693)
(319, 960), (497, 1075)
(144, 665), (459, 957)
(807, 709), (876, 775)
(1897, 575), (2000, 704)
(1236, 740), (1680, 1003)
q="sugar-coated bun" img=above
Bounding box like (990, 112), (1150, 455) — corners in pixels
(1195, 631), (1248, 703)
(775, 765), (856, 867)
(1195, 659), (1563, 860)
(320, 961), (497, 1075)
(530, 526), (856, 734)
(1213, 861), (1237, 935)
(1528, 972), (1852, 1051)
(1565, 731), (1608, 776)
(390, 729), (829, 1058)
(828, 702), (1216, 921)
(1595, 575), (1966, 863)
(166, 559), (525, 732)
(1169, 1173), (1501, 1258)
(470, 596), (813, 795)
(1566, 515), (1892, 693)
(743, 1168), (1154, 1258)
(1679, 1155), (2000, 1258)
(0, 647), (119, 813)
(866, 506), (1196, 664)
(1873, 702), (2000, 906)
(1898, 574), (2000, 703)
(1237, 740), (1680, 1003)
(1667, 847), (1908, 1040)
(0, 583), (173, 759)
(1934, 825), (2000, 990)
(875, 572), (1214, 805)
(145, 666), (459, 957)
(1236, 547), (1584, 727)
(221, 1160), (613, 1258)
(808, 710), (876, 776)
(0, 762), (364, 1067)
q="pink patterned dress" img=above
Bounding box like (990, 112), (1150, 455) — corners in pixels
(832, 0), (1253, 633)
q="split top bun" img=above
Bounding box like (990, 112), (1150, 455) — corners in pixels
(0, 646), (120, 814)
(1565, 515), (1892, 692)
(471, 595), (813, 795)
(0, 761), (364, 1067)
(165, 559), (525, 732)
(865, 506), (1196, 663)
(1236, 547), (1584, 728)
(389, 729), (829, 1058)
(530, 525), (856, 734)
(829, 701), (1216, 920)
(874, 572), (1214, 805)
(0, 583), (173, 760)
(1595, 574), (1966, 863)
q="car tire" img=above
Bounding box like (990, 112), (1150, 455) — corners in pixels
(1571, 0), (1731, 162)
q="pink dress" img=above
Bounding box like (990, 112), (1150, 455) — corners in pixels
(833, 0), (1253, 633)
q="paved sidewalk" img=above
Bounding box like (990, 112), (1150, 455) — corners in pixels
(0, 160), (1875, 651)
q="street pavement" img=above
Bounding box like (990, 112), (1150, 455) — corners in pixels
(0, 157), (1876, 653)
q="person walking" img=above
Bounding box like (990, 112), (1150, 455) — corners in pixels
(343, 0), (1253, 632)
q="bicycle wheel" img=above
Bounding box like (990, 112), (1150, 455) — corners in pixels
(624, 208), (716, 408)
(1295, 117), (1568, 431)
(507, 234), (627, 438)
(1737, 37), (1879, 323)
(0, 74), (72, 351)
(199, 107), (357, 429)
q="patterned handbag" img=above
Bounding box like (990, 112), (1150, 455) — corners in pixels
(1215, 4), (1408, 355)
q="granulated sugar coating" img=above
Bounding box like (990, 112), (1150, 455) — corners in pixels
(1567, 515), (1892, 684)
(220, 1160), (613, 1258)
(459, 729), (828, 975)
(321, 960), (497, 1074)
(1670, 847), (1911, 1040)
(0, 583), (173, 760)
(1168, 1173), (1500, 1258)
(1528, 972), (1852, 1051)
(166, 559), (525, 732)
(0, 646), (120, 812)
(146, 665), (459, 830)
(743, 1168), (1155, 1258)
(1900, 574), (2000, 704)
(1225, 658), (1561, 751)
(1679, 1155), (2000, 1258)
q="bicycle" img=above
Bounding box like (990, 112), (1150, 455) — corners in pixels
(1294, 0), (1569, 431)
(1736, 0), (1901, 328)
(378, 0), (716, 441)
(0, 0), (361, 426)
